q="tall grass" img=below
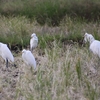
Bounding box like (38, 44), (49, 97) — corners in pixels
(15, 43), (100, 100)
(0, 16), (100, 51)
(0, 12), (99, 100)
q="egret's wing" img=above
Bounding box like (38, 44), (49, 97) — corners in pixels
(24, 51), (36, 68)
(22, 53), (29, 65)
(30, 38), (38, 50)
(1, 45), (14, 62)
(90, 40), (100, 57)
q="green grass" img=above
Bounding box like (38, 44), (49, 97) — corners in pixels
(0, 0), (100, 25)
(0, 15), (100, 51)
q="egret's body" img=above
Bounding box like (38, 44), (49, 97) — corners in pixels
(22, 49), (36, 69)
(30, 33), (38, 51)
(0, 42), (14, 67)
(84, 33), (100, 57)
(89, 40), (100, 57)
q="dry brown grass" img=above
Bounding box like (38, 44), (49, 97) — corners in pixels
(0, 43), (100, 100)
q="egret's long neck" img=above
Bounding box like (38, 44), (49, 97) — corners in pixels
(34, 36), (38, 40)
(89, 37), (95, 44)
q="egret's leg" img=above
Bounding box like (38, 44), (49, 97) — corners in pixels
(11, 63), (17, 68)
(13, 64), (17, 67)
(6, 58), (8, 68)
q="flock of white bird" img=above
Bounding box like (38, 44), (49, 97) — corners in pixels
(0, 32), (99, 69)
(22, 33), (38, 69)
(0, 33), (38, 69)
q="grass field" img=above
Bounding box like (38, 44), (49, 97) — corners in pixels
(0, 1), (100, 99)
(0, 15), (99, 100)
(0, 42), (100, 100)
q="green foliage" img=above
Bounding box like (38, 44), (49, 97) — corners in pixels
(0, 16), (31, 50)
(63, 61), (71, 86)
(38, 34), (64, 49)
(75, 58), (82, 86)
(0, 0), (100, 26)
(66, 32), (83, 43)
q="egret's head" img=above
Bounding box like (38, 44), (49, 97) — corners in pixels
(84, 33), (89, 43)
(22, 49), (26, 53)
(31, 33), (36, 38)
(84, 33), (95, 44)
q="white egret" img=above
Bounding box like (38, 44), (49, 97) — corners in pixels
(0, 42), (14, 68)
(30, 33), (38, 52)
(84, 32), (100, 57)
(22, 49), (36, 69)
